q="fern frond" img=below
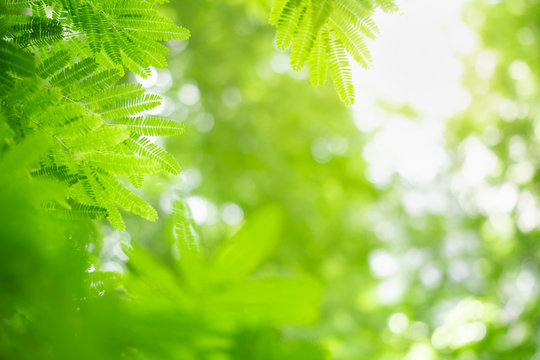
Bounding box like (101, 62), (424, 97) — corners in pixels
(2, 0), (186, 228)
(116, 16), (190, 41)
(66, 66), (124, 100)
(10, 16), (64, 47)
(53, 37), (93, 64)
(83, 152), (161, 175)
(171, 199), (204, 287)
(2, 0), (35, 9)
(86, 84), (146, 111)
(50, 57), (98, 88)
(307, 29), (328, 87)
(269, 0), (290, 25)
(66, 181), (100, 207)
(118, 35), (152, 78)
(114, 116), (184, 137)
(96, 170), (157, 221)
(65, 125), (130, 153)
(99, 92), (163, 119)
(84, 166), (125, 231)
(372, 0), (399, 13)
(329, 17), (371, 68)
(33, 103), (100, 133)
(290, 5), (314, 71)
(42, 200), (107, 220)
(31, 164), (78, 184)
(37, 50), (71, 79)
(128, 173), (144, 188)
(311, 0), (332, 30)
(333, 0), (373, 23)
(275, 0), (304, 50)
(269, 0), (391, 104)
(127, 135), (181, 175)
(49, 113), (103, 140)
(328, 36), (354, 105)
(123, 32), (169, 69)
(0, 39), (34, 77)
(63, 0), (190, 76)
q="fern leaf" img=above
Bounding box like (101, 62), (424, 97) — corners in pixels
(118, 16), (190, 41)
(373, 0), (399, 13)
(50, 57), (98, 88)
(66, 181), (100, 207)
(86, 84), (146, 111)
(114, 116), (184, 137)
(83, 152), (161, 175)
(328, 36), (354, 105)
(171, 199), (204, 288)
(84, 166), (125, 231)
(269, 0), (290, 25)
(3, 0), (34, 9)
(101, 24), (122, 63)
(42, 200), (107, 220)
(53, 114), (103, 140)
(290, 5), (314, 71)
(333, 0), (373, 23)
(33, 103), (102, 136)
(31, 164), (78, 184)
(37, 50), (71, 79)
(275, 0), (304, 50)
(356, 17), (378, 40)
(117, 33), (152, 78)
(99, 92), (163, 119)
(66, 125), (130, 153)
(123, 32), (169, 69)
(10, 16), (64, 47)
(128, 173), (144, 188)
(307, 29), (329, 87)
(66, 66), (124, 100)
(0, 39), (34, 77)
(96, 170), (157, 221)
(311, 0), (332, 30)
(127, 135), (181, 175)
(329, 17), (371, 68)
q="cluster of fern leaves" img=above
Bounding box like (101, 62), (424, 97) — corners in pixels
(269, 0), (397, 105)
(0, 0), (189, 230)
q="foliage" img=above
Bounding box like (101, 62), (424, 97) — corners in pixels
(269, 0), (397, 104)
(0, 142), (321, 358)
(4, 0), (540, 359)
(0, 0), (187, 231)
(159, 0), (540, 359)
(0, 0), (330, 358)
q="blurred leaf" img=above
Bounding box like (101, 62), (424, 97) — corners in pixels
(210, 205), (283, 283)
(208, 277), (322, 326)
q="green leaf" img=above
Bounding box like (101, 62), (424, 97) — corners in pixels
(208, 277), (322, 325)
(308, 29), (329, 87)
(170, 200), (206, 289)
(84, 166), (125, 231)
(36, 50), (71, 79)
(83, 152), (161, 175)
(290, 5), (315, 71)
(65, 125), (130, 152)
(114, 116), (184, 137)
(127, 135), (181, 175)
(50, 57), (98, 88)
(210, 206), (283, 283)
(96, 170), (158, 221)
(328, 36), (354, 105)
(0, 39), (35, 77)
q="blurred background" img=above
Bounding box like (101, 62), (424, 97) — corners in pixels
(127, 0), (540, 358)
(4, 0), (540, 359)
